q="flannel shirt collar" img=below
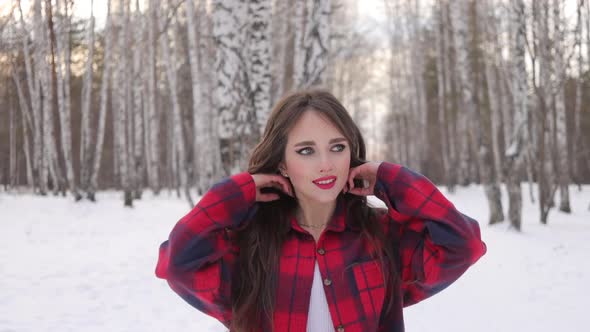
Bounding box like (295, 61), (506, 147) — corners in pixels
(289, 195), (361, 234)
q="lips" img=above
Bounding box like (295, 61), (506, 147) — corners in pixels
(313, 176), (337, 190)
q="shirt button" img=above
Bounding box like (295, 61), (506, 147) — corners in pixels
(317, 248), (325, 255)
(336, 325), (344, 332)
(323, 278), (332, 286)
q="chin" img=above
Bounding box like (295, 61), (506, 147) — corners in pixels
(296, 185), (343, 204)
(311, 192), (340, 203)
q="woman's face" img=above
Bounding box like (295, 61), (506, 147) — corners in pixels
(280, 110), (351, 204)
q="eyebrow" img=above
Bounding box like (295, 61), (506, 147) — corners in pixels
(293, 137), (348, 147)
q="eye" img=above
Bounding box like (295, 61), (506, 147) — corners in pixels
(331, 144), (346, 152)
(296, 147), (314, 155)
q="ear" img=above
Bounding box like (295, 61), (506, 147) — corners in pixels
(278, 163), (288, 177)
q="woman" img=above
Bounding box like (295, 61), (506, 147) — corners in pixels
(155, 89), (487, 332)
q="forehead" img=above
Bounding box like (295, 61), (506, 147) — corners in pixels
(287, 110), (345, 144)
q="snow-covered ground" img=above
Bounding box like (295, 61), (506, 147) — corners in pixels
(1, 184), (589, 332)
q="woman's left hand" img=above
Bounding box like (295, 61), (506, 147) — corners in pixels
(344, 161), (382, 196)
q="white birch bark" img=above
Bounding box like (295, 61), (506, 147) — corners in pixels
(186, 0), (215, 194)
(159, 2), (192, 205)
(17, 0), (42, 191)
(552, 0), (571, 213)
(477, 0), (504, 224)
(572, 0), (584, 187)
(486, 4), (505, 185)
(443, 0), (458, 190)
(212, 0), (249, 173)
(293, 0), (332, 88)
(271, 0), (291, 104)
(293, 0), (306, 88)
(198, 0), (224, 187)
(532, 0), (555, 223)
(132, 0), (144, 199)
(80, 0), (95, 194)
(9, 90), (16, 186)
(186, 0), (205, 194)
(124, 0), (134, 199)
(89, 0), (113, 201)
(113, 0), (132, 206)
(54, 0), (79, 199)
(37, 0), (60, 194)
(506, 0), (528, 231)
(145, 0), (160, 193)
(248, 0), (272, 132)
(409, 0), (427, 174)
(434, 0), (450, 185)
(449, 0), (471, 185)
(11, 66), (34, 187)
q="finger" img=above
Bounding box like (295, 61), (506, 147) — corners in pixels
(258, 193), (280, 202)
(269, 176), (293, 197)
(271, 178), (290, 196)
(278, 177), (294, 197)
(348, 168), (358, 191)
(348, 187), (370, 196)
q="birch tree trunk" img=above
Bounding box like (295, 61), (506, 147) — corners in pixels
(477, 0), (505, 224)
(113, 0), (132, 206)
(159, 2), (193, 206)
(435, 0), (450, 186)
(552, 0), (571, 213)
(132, 0), (144, 199)
(248, 0), (273, 132)
(17, 0), (42, 191)
(572, 0), (584, 188)
(89, 0), (113, 201)
(34, 0), (48, 194)
(186, 0), (221, 194)
(449, 0), (471, 185)
(444, 0), (458, 191)
(212, 0), (248, 173)
(484, 1), (507, 183)
(408, 0), (427, 173)
(145, 0), (161, 194)
(39, 0), (61, 194)
(8, 92), (16, 187)
(11, 66), (34, 187)
(80, 0), (95, 196)
(506, 0), (528, 231)
(293, 0), (332, 88)
(534, 0), (556, 224)
(55, 0), (80, 199)
(198, 0), (224, 187)
(271, 0), (292, 104)
(186, 0), (205, 194)
(451, 0), (503, 224)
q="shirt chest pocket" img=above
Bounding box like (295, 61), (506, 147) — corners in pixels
(350, 259), (387, 324)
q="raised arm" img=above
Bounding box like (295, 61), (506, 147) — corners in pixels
(372, 162), (487, 306)
(155, 171), (293, 325)
(155, 172), (257, 326)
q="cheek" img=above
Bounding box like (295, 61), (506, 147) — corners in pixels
(284, 158), (307, 181)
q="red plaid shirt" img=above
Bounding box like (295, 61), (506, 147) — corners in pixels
(156, 162), (487, 332)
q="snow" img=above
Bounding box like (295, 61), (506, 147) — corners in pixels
(1, 184), (589, 332)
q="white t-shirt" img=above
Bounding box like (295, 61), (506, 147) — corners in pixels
(306, 261), (335, 332)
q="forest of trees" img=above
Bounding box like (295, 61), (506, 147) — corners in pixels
(0, 0), (589, 229)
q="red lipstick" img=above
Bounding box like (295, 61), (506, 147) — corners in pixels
(313, 176), (337, 190)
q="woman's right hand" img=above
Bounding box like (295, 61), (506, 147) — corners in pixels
(250, 174), (294, 202)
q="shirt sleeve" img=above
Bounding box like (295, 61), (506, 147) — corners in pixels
(373, 162), (487, 307)
(155, 172), (257, 326)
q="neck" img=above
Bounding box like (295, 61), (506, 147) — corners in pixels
(296, 197), (337, 229)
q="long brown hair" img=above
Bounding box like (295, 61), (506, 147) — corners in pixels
(230, 89), (399, 332)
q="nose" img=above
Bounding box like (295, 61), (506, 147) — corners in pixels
(319, 153), (334, 173)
